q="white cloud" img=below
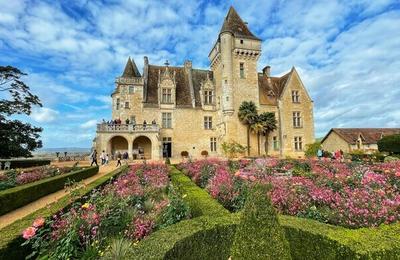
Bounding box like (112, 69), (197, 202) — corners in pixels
(80, 119), (98, 129)
(30, 107), (59, 123)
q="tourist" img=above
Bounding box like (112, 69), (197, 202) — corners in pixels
(125, 118), (130, 125)
(100, 150), (106, 165)
(116, 151), (122, 167)
(317, 148), (323, 160)
(152, 119), (156, 125)
(340, 149), (344, 162)
(90, 149), (98, 166)
(123, 151), (129, 164)
(143, 120), (147, 130)
(105, 154), (109, 165)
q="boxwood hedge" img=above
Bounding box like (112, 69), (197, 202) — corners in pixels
(0, 159), (51, 169)
(130, 167), (400, 260)
(0, 166), (128, 260)
(0, 166), (99, 215)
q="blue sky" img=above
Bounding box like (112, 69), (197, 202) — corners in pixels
(1, 0), (399, 148)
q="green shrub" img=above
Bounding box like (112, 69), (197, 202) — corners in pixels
(378, 134), (400, 154)
(101, 238), (133, 260)
(157, 187), (190, 228)
(168, 166), (229, 217)
(231, 184), (291, 259)
(0, 166), (128, 260)
(304, 141), (321, 158)
(0, 159), (50, 169)
(0, 166), (99, 215)
(165, 157), (171, 165)
(221, 141), (246, 158)
(384, 156), (400, 162)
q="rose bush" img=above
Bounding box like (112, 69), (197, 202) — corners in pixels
(179, 158), (400, 228)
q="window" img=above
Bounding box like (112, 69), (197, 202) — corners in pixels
(292, 111), (302, 128)
(162, 112), (172, 128)
(204, 116), (212, 129)
(162, 88), (172, 103)
(292, 90), (300, 103)
(116, 98), (120, 110)
(240, 63), (245, 78)
(129, 86), (134, 94)
(240, 39), (244, 44)
(210, 137), (217, 152)
(273, 136), (279, 151)
(125, 102), (129, 109)
(121, 86), (126, 94)
(294, 136), (303, 151)
(163, 137), (172, 142)
(204, 90), (214, 105)
(130, 115), (136, 124)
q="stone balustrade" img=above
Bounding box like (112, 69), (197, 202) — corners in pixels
(96, 123), (160, 133)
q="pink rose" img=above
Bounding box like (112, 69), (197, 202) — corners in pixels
(22, 227), (37, 240)
(234, 171), (241, 177)
(249, 176), (256, 181)
(32, 217), (45, 228)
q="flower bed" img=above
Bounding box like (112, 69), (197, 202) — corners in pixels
(21, 163), (190, 259)
(0, 165), (81, 191)
(178, 158), (400, 228)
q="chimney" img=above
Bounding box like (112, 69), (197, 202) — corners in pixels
(263, 65), (271, 77)
(144, 56), (148, 66)
(184, 60), (192, 70)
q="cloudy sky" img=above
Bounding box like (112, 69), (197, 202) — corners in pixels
(1, 0), (399, 148)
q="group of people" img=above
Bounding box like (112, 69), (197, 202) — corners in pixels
(317, 148), (344, 162)
(101, 118), (157, 126)
(89, 149), (129, 167)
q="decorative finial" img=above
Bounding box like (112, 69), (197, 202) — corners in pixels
(164, 60), (169, 67)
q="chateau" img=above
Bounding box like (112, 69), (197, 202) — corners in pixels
(94, 7), (314, 160)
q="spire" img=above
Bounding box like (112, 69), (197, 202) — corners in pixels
(122, 57), (141, 78)
(220, 6), (260, 40)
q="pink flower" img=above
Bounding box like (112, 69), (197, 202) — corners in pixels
(32, 217), (45, 228)
(22, 227), (36, 240)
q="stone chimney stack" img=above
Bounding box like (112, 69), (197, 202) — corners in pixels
(263, 65), (271, 77)
(184, 60), (192, 70)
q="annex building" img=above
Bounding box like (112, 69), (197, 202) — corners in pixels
(94, 7), (315, 160)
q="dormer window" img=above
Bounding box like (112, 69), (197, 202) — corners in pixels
(162, 88), (172, 103)
(204, 90), (214, 105)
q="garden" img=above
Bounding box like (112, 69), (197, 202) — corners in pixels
(18, 163), (190, 259)
(178, 158), (400, 228)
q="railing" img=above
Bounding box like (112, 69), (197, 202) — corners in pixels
(97, 123), (160, 133)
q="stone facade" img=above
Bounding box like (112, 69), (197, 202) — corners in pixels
(94, 7), (315, 160)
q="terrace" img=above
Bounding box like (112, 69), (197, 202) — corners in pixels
(96, 123), (160, 133)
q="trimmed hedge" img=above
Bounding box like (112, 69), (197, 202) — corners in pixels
(0, 166), (128, 260)
(169, 166), (229, 217)
(130, 167), (400, 260)
(0, 166), (99, 215)
(0, 159), (51, 169)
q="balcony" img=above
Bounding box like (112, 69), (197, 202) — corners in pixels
(96, 123), (160, 133)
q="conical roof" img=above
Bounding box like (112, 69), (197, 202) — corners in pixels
(220, 6), (260, 40)
(122, 57), (141, 77)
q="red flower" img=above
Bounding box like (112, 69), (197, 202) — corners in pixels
(22, 227), (36, 240)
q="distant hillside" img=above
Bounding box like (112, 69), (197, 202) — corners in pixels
(33, 147), (90, 155)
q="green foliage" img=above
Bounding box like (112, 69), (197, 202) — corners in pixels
(231, 184), (291, 259)
(221, 141), (246, 158)
(169, 166), (229, 217)
(238, 101), (258, 155)
(0, 166), (99, 215)
(0, 66), (43, 158)
(101, 238), (133, 260)
(0, 166), (128, 260)
(165, 157), (171, 165)
(157, 187), (190, 228)
(304, 141), (322, 158)
(199, 163), (215, 188)
(378, 134), (400, 154)
(0, 159), (50, 169)
(292, 160), (312, 176)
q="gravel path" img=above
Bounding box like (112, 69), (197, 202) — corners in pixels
(0, 161), (119, 229)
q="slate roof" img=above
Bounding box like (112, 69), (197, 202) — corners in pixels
(144, 64), (213, 108)
(220, 6), (260, 40)
(122, 57), (141, 78)
(258, 71), (292, 105)
(322, 128), (400, 144)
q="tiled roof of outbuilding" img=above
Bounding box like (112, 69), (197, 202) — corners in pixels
(322, 128), (400, 144)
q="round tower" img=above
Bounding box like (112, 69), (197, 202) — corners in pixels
(220, 31), (234, 114)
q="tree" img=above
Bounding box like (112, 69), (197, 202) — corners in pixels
(259, 112), (277, 155)
(238, 101), (258, 156)
(250, 116), (264, 156)
(0, 66), (43, 158)
(378, 134), (400, 154)
(304, 141), (321, 158)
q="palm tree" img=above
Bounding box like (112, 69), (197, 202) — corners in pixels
(259, 112), (277, 155)
(250, 116), (264, 156)
(238, 101), (258, 156)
